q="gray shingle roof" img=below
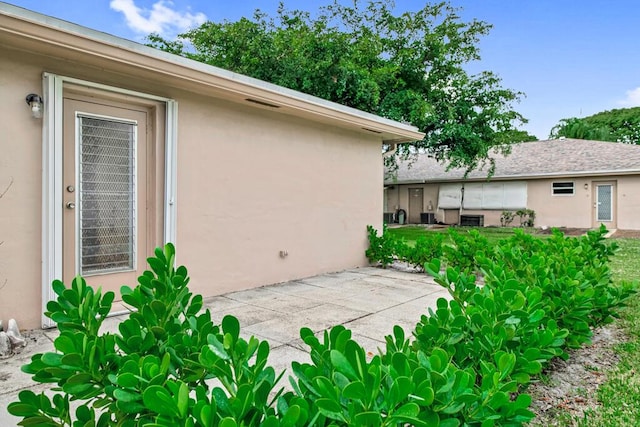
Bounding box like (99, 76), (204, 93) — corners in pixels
(387, 138), (640, 184)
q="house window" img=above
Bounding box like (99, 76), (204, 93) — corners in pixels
(552, 182), (574, 195)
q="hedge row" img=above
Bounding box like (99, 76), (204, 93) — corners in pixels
(8, 227), (636, 426)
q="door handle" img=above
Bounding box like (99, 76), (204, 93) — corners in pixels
(66, 202), (75, 210)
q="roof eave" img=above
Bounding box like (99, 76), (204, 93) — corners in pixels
(0, 3), (424, 143)
(386, 168), (640, 184)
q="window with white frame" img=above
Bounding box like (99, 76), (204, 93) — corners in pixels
(552, 181), (574, 195)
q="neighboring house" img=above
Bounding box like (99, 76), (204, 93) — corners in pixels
(385, 138), (640, 230)
(0, 3), (423, 329)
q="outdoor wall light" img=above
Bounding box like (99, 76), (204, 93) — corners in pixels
(584, 183), (589, 190)
(26, 93), (43, 119)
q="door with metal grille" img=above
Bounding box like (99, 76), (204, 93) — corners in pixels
(593, 182), (616, 228)
(63, 98), (149, 297)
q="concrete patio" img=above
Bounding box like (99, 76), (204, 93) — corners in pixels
(0, 266), (449, 425)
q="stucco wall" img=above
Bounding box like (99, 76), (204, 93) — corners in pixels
(0, 47), (384, 329)
(527, 178), (593, 228)
(175, 94), (382, 298)
(0, 49), (43, 329)
(616, 176), (640, 230)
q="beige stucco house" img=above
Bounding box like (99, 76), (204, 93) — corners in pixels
(385, 139), (640, 230)
(0, 3), (423, 329)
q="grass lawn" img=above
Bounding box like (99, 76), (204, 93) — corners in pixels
(580, 237), (640, 426)
(388, 226), (640, 425)
(387, 225), (541, 245)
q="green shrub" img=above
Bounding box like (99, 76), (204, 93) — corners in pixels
(500, 211), (515, 227)
(515, 209), (535, 227)
(365, 224), (404, 268)
(9, 244), (298, 426)
(399, 233), (445, 271)
(442, 228), (490, 273)
(11, 226), (635, 426)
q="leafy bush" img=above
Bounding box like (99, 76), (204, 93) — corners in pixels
(365, 224), (403, 268)
(292, 324), (533, 426)
(9, 244), (298, 426)
(10, 226), (635, 426)
(515, 209), (535, 227)
(500, 211), (515, 227)
(442, 228), (490, 273)
(398, 233), (445, 271)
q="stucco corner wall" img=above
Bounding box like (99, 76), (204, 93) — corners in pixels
(174, 94), (383, 297)
(616, 176), (640, 230)
(0, 54), (46, 329)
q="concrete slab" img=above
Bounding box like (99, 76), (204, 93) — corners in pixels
(0, 267), (444, 426)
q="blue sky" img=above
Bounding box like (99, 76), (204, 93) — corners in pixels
(5, 0), (640, 139)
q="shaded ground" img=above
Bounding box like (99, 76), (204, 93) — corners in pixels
(526, 325), (626, 426)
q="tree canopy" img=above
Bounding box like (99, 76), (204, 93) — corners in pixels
(550, 107), (640, 144)
(148, 0), (528, 173)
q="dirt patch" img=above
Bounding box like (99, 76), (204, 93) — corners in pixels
(536, 227), (590, 236)
(611, 229), (640, 239)
(526, 324), (626, 426)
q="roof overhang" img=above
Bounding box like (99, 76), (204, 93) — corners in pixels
(386, 168), (640, 185)
(0, 2), (425, 144)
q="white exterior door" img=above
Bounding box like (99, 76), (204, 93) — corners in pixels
(594, 182), (617, 228)
(62, 97), (150, 297)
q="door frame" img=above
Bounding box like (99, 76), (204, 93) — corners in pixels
(41, 73), (178, 327)
(593, 181), (617, 228)
(408, 187), (424, 224)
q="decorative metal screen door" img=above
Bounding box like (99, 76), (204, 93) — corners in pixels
(63, 98), (148, 298)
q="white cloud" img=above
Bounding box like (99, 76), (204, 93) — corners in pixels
(618, 87), (640, 107)
(110, 0), (206, 36)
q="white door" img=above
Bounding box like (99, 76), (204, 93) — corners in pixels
(594, 182), (616, 228)
(63, 97), (150, 297)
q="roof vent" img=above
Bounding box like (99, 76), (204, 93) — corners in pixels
(245, 98), (281, 108)
(362, 127), (383, 134)
(559, 136), (566, 140)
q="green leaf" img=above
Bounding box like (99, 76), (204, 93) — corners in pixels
(117, 373), (139, 388)
(7, 402), (40, 417)
(354, 412), (382, 426)
(113, 388), (141, 403)
(342, 381), (366, 401)
(222, 315), (240, 342)
(142, 385), (180, 418)
(219, 418), (238, 427)
(315, 398), (345, 420)
(41, 352), (64, 367)
(281, 404), (301, 427)
(330, 350), (358, 380)
(177, 382), (189, 418)
(440, 418), (461, 427)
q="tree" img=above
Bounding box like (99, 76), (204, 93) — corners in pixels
(148, 0), (527, 174)
(550, 107), (640, 144)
